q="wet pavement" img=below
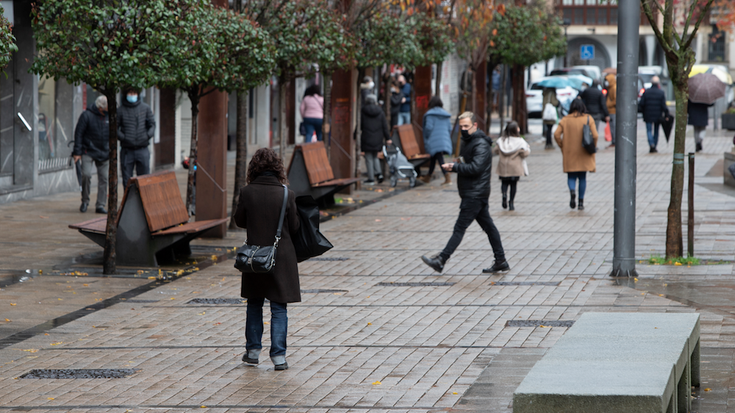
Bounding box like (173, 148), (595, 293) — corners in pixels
(1, 119), (735, 411)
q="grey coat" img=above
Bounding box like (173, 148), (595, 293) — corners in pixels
(234, 175), (301, 303)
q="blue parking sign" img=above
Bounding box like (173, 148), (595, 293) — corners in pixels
(580, 45), (595, 60)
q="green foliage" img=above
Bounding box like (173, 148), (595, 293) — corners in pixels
(489, 1), (566, 68)
(413, 13), (454, 66)
(646, 255), (701, 265)
(30, 0), (192, 93)
(0, 5), (16, 71)
(355, 11), (421, 69)
(160, 4), (276, 94)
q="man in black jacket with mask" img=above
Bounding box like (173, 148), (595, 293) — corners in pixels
(73, 96), (109, 214)
(421, 112), (510, 274)
(118, 86), (156, 187)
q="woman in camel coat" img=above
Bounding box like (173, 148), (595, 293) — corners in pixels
(554, 98), (598, 211)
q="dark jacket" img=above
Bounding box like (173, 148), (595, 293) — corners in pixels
(390, 91), (403, 117)
(361, 103), (390, 152)
(399, 82), (411, 113)
(234, 175), (301, 303)
(118, 97), (156, 149)
(580, 87), (609, 119)
(452, 129), (493, 199)
(422, 107), (452, 156)
(688, 101), (712, 127)
(73, 105), (109, 162)
(638, 85), (668, 123)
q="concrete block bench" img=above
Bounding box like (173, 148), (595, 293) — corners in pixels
(513, 312), (700, 413)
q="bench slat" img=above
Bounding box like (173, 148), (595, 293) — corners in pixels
(312, 177), (359, 188)
(396, 124), (423, 159)
(300, 141), (335, 185)
(135, 171), (190, 232)
(153, 218), (228, 236)
(69, 217), (107, 233)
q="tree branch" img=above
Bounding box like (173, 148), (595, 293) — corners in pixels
(682, 0), (715, 50)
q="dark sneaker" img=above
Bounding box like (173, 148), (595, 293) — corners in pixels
(274, 362), (289, 371)
(696, 142), (702, 152)
(483, 260), (510, 273)
(421, 254), (445, 273)
(95, 207), (107, 214)
(364, 180), (375, 185)
(242, 353), (258, 365)
(377, 174), (384, 184)
(80, 202), (88, 213)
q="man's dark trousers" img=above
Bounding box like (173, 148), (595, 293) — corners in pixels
(439, 197), (505, 262)
(121, 147), (150, 188)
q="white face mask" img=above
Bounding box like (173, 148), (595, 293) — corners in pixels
(367, 81), (374, 89)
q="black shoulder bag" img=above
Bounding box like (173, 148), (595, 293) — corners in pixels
(234, 185), (288, 274)
(582, 115), (596, 154)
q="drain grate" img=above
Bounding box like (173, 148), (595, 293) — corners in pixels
(301, 289), (349, 294)
(19, 369), (140, 379)
(492, 281), (560, 286)
(308, 257), (349, 261)
(376, 282), (455, 287)
(186, 298), (246, 305)
(506, 320), (575, 328)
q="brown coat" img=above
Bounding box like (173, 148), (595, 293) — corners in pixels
(234, 175), (301, 303)
(605, 74), (617, 115)
(493, 141), (530, 177)
(554, 113), (598, 173)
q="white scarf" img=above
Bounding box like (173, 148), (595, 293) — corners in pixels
(496, 136), (530, 176)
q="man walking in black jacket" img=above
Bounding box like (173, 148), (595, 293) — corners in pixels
(118, 86), (156, 187)
(421, 112), (510, 274)
(638, 76), (669, 153)
(72, 96), (109, 214)
(579, 80), (609, 140)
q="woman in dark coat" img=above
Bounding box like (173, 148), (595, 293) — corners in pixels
(234, 148), (300, 370)
(688, 100), (713, 152)
(361, 94), (391, 185)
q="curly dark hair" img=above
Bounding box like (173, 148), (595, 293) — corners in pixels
(247, 148), (288, 184)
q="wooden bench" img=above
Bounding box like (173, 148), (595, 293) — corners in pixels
(287, 141), (358, 207)
(513, 312), (700, 413)
(69, 170), (228, 267)
(393, 124), (430, 168)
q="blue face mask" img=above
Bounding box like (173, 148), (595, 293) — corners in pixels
(126, 94), (138, 103)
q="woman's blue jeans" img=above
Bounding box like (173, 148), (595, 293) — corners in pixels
(567, 172), (587, 199)
(246, 298), (288, 364)
(303, 117), (323, 141)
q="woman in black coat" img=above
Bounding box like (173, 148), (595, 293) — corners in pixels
(234, 148), (300, 370)
(688, 100), (713, 152)
(361, 94), (391, 184)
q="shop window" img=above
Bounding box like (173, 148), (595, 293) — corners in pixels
(708, 25), (726, 62)
(38, 76), (75, 172)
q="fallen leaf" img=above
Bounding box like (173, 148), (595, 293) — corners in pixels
(22, 349), (38, 353)
(50, 342), (63, 346)
(375, 219), (381, 222)
(170, 298), (175, 300)
(705, 388), (712, 392)
(367, 322), (372, 325)
(4, 319), (9, 322)
(674, 262), (682, 266)
(372, 381), (381, 385)
(453, 392), (458, 395)
(47, 397), (54, 400)
(9, 303), (15, 306)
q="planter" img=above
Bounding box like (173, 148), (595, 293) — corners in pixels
(723, 113), (735, 131)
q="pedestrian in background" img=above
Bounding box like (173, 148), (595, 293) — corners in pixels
(397, 74), (411, 125)
(493, 121), (529, 211)
(688, 100), (713, 152)
(421, 112), (510, 274)
(300, 84), (324, 142)
(360, 76), (375, 105)
(542, 87), (559, 149)
(118, 86), (155, 187)
(234, 148), (301, 371)
(390, 82), (403, 129)
(360, 94), (390, 185)
(604, 73), (617, 148)
(72, 95), (109, 214)
(421, 96), (453, 185)
(579, 79), (609, 141)
(554, 98), (598, 211)
(638, 75), (669, 153)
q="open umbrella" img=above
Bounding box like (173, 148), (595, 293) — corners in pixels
(688, 73), (726, 105)
(566, 74), (594, 90)
(536, 76), (576, 90)
(690, 64), (733, 85)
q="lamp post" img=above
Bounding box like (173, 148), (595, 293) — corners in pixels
(562, 18), (571, 67)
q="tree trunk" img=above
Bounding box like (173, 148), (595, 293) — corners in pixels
(435, 61), (442, 98)
(383, 70), (392, 125)
(665, 82), (689, 258)
(322, 72), (332, 160)
(279, 74), (288, 159)
(500, 64), (507, 132)
(511, 64), (528, 134)
(354, 67), (365, 190)
(486, 64), (494, 135)
(102, 90), (118, 275)
(186, 88), (200, 217)
(229, 90), (248, 230)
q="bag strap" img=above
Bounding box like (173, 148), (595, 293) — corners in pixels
(274, 185), (288, 245)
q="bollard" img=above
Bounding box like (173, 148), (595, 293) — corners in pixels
(688, 152), (695, 258)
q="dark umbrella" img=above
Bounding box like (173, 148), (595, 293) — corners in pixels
(688, 73), (726, 105)
(67, 140), (82, 190)
(660, 114), (674, 143)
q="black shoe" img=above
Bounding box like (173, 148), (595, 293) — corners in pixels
(508, 200), (514, 211)
(483, 260), (510, 273)
(274, 362), (289, 371)
(242, 354), (258, 365)
(649, 146), (657, 153)
(578, 199), (584, 211)
(377, 174), (384, 184)
(569, 190), (576, 209)
(545, 144), (554, 150)
(696, 142), (702, 152)
(80, 202), (88, 213)
(502, 195), (507, 209)
(421, 254), (446, 273)
(95, 207), (107, 214)
(364, 180), (375, 185)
